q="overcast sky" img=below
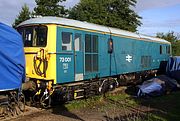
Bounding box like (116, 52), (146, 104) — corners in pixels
(0, 0), (180, 36)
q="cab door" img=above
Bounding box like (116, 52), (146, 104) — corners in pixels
(74, 32), (84, 81)
(56, 27), (74, 83)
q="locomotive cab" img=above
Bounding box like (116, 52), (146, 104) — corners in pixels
(17, 24), (86, 85)
(17, 25), (56, 82)
(17, 24), (57, 107)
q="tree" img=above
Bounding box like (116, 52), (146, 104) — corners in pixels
(34, 0), (68, 17)
(156, 31), (180, 56)
(156, 31), (178, 43)
(173, 41), (180, 56)
(13, 4), (31, 28)
(68, 0), (142, 32)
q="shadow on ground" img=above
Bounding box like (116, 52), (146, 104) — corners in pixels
(51, 103), (84, 121)
(124, 85), (180, 121)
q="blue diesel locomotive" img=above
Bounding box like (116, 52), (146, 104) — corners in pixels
(0, 23), (25, 117)
(17, 17), (171, 106)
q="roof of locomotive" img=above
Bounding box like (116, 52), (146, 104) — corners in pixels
(18, 16), (170, 44)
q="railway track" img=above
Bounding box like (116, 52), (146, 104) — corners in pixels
(104, 96), (152, 121)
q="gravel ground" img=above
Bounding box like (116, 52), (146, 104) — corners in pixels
(9, 106), (106, 121)
(4, 86), (169, 121)
(7, 103), (151, 121)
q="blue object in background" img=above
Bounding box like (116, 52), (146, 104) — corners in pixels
(166, 56), (180, 81)
(0, 23), (25, 91)
(167, 56), (180, 71)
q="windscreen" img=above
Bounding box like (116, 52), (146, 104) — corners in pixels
(17, 25), (47, 47)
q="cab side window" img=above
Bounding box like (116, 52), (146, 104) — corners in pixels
(62, 32), (72, 51)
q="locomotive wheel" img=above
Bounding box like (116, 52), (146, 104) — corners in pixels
(18, 93), (25, 112)
(40, 94), (51, 109)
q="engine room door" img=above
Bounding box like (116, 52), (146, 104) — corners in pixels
(74, 32), (84, 81)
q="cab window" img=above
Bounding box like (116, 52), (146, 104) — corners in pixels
(62, 32), (72, 51)
(17, 26), (47, 47)
(24, 27), (33, 47)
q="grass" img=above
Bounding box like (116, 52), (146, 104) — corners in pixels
(64, 90), (180, 121)
(65, 95), (104, 110)
(140, 91), (180, 121)
(65, 93), (137, 110)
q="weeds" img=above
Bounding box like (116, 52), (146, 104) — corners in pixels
(64, 91), (180, 121)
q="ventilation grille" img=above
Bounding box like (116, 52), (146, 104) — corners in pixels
(141, 56), (152, 68)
